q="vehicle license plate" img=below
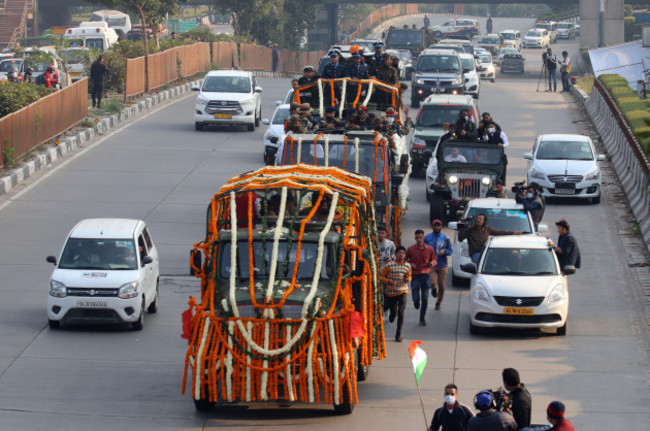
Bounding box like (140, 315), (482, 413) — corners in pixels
(70, 71), (82, 77)
(215, 113), (232, 119)
(77, 300), (107, 308)
(555, 188), (575, 195)
(504, 307), (534, 315)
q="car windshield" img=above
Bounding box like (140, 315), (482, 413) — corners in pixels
(466, 208), (532, 233)
(416, 104), (471, 127)
(501, 33), (516, 40)
(398, 51), (411, 61)
(387, 30), (422, 45)
(219, 241), (332, 280)
(479, 54), (492, 63)
(281, 141), (386, 179)
(58, 238), (138, 270)
(482, 248), (557, 275)
(272, 107), (290, 125)
(501, 48), (518, 55)
(536, 140), (594, 160)
(0, 59), (22, 72)
(460, 58), (475, 70)
(536, 24), (553, 31)
(433, 45), (465, 54)
(202, 75), (251, 93)
(417, 54), (460, 72)
(527, 30), (542, 37)
(441, 145), (502, 165)
(557, 23), (571, 29)
(480, 37), (500, 44)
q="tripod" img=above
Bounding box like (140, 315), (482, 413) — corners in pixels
(536, 64), (548, 92)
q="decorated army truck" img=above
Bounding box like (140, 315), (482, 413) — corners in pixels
(182, 165), (386, 414)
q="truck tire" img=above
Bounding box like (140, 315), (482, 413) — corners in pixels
(356, 348), (369, 381)
(194, 386), (216, 411)
(429, 194), (444, 225)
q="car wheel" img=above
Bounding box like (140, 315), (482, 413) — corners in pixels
(473, 93), (479, 100)
(491, 77), (495, 83)
(195, 122), (203, 131)
(452, 271), (468, 286)
(333, 365), (355, 415)
(132, 300), (144, 331)
(194, 386), (217, 411)
(429, 194), (444, 225)
(556, 322), (567, 336)
(247, 123), (255, 132)
(425, 189), (431, 202)
(355, 348), (369, 381)
(592, 194), (601, 204)
(48, 319), (60, 329)
(147, 281), (159, 313)
(255, 110), (261, 127)
(469, 321), (481, 335)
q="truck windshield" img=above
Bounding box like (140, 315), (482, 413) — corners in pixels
(481, 248), (557, 275)
(58, 238), (138, 270)
(281, 141), (386, 179)
(466, 208), (532, 233)
(219, 241), (333, 280)
(387, 30), (422, 45)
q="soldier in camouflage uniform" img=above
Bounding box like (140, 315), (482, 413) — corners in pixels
(374, 53), (399, 86)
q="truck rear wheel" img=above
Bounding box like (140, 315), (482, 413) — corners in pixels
(429, 194), (444, 225)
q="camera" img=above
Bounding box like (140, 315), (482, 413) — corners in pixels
(511, 180), (526, 194)
(455, 216), (474, 230)
(490, 389), (512, 412)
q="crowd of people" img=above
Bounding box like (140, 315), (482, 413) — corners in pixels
(0, 64), (60, 88)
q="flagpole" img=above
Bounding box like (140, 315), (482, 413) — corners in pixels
(416, 381), (429, 429)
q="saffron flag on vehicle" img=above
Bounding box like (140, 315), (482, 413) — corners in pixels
(408, 340), (427, 384)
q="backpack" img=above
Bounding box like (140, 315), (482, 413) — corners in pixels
(35, 73), (46, 85)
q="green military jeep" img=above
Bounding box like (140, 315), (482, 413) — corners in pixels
(426, 138), (507, 224)
(410, 94), (479, 176)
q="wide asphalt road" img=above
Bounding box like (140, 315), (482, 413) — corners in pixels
(0, 16), (647, 431)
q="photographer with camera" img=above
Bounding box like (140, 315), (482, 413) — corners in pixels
(514, 183), (545, 230)
(542, 48), (558, 92)
(468, 391), (517, 431)
(459, 214), (522, 263)
(498, 368), (532, 430)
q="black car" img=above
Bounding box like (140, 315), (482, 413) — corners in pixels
(411, 49), (465, 108)
(500, 53), (525, 74)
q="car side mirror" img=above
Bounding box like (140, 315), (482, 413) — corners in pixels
(423, 150), (432, 159)
(255, 86), (263, 93)
(270, 137), (279, 144)
(460, 262), (477, 274)
(597, 154), (606, 161)
(537, 224), (549, 233)
(523, 152), (532, 160)
(191, 85), (200, 91)
(190, 249), (202, 276)
(46, 255), (57, 265)
(275, 100), (282, 106)
(447, 221), (458, 230)
(142, 255), (153, 266)
(562, 265), (576, 275)
(262, 118), (270, 125)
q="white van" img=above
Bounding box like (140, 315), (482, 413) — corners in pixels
(46, 219), (160, 330)
(64, 21), (119, 51)
(91, 9), (132, 38)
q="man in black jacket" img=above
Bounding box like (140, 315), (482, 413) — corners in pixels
(90, 55), (109, 109)
(429, 383), (474, 431)
(500, 368), (532, 430)
(548, 219), (581, 271)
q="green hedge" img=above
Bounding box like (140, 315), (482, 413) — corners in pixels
(0, 83), (55, 118)
(598, 74), (650, 154)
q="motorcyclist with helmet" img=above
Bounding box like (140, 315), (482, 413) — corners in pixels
(43, 65), (59, 89)
(23, 67), (34, 84)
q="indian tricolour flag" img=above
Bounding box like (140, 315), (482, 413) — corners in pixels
(408, 340), (427, 384)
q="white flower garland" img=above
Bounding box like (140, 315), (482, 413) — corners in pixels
(229, 191), (240, 318)
(328, 319), (340, 405)
(261, 321), (270, 400)
(318, 79), (324, 115)
(245, 321), (252, 401)
(226, 320), (235, 401)
(339, 79), (347, 118)
(296, 137), (303, 164)
(306, 319), (318, 403)
(324, 136), (330, 166)
(263, 187), (288, 309)
(194, 317), (211, 400)
(362, 80), (374, 107)
(354, 138), (360, 173)
(285, 324), (295, 401)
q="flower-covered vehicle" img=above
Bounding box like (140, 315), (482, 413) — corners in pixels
(183, 165), (385, 414)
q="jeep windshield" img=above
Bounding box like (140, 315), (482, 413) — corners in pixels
(202, 75), (251, 93)
(416, 104), (471, 127)
(440, 143), (502, 165)
(536, 140), (594, 160)
(281, 140), (387, 179)
(416, 55), (460, 72)
(466, 208), (532, 233)
(386, 30), (423, 45)
(481, 248), (558, 276)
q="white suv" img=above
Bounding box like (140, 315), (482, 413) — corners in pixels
(447, 198), (548, 286)
(193, 70), (263, 131)
(46, 219), (160, 330)
(499, 30), (521, 51)
(459, 53), (480, 99)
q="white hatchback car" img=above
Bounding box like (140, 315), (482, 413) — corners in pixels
(447, 198), (547, 285)
(459, 53), (480, 99)
(193, 70), (263, 131)
(262, 103), (290, 164)
(46, 219), (160, 330)
(524, 134), (605, 203)
(464, 235), (573, 335)
(477, 52), (495, 82)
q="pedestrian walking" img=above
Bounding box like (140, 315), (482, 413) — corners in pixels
(429, 383), (475, 431)
(381, 246), (411, 342)
(406, 229), (437, 326)
(486, 16), (493, 34)
(560, 51), (571, 92)
(90, 55), (108, 108)
(547, 219), (581, 271)
(546, 401), (575, 431)
(424, 219), (452, 310)
(377, 225), (396, 269)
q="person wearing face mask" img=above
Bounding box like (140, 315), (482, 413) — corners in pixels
(481, 122), (509, 147)
(478, 112), (501, 137)
(429, 383), (474, 431)
(454, 109), (478, 139)
(515, 185), (544, 230)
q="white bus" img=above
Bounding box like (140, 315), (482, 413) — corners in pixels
(90, 9), (132, 38)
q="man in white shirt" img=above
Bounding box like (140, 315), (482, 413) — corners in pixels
(444, 147), (467, 163)
(560, 51), (572, 92)
(377, 225), (396, 268)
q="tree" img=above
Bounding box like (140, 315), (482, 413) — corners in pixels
(89, 0), (188, 92)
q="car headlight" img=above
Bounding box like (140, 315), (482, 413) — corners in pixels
(481, 176), (491, 186)
(49, 280), (67, 298)
(547, 284), (566, 304)
(415, 78), (425, 85)
(240, 99), (254, 107)
(585, 168), (600, 181)
(473, 283), (492, 303)
(196, 95), (209, 105)
(448, 175), (458, 184)
(530, 168), (545, 180)
(451, 77), (463, 85)
(118, 281), (139, 299)
(412, 136), (426, 147)
(487, 65), (494, 72)
(459, 241), (469, 257)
